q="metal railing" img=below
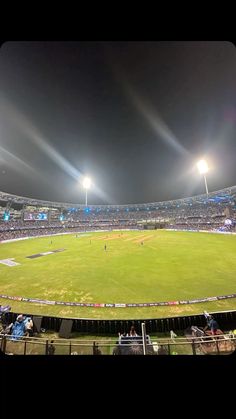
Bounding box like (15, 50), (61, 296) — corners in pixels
(1, 333), (235, 355)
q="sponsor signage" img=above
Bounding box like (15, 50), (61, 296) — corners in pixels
(0, 293), (235, 308)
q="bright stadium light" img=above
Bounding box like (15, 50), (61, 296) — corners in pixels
(197, 159), (209, 195)
(197, 159), (209, 174)
(82, 177), (91, 206)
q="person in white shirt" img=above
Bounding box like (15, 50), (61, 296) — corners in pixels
(25, 318), (33, 337)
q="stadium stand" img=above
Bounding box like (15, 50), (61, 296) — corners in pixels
(1, 187), (236, 355)
(0, 185), (236, 240)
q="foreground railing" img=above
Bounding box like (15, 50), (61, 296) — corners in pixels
(1, 333), (235, 355)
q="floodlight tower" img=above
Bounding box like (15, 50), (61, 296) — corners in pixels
(197, 160), (209, 196)
(83, 177), (91, 206)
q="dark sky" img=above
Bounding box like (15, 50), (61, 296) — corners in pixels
(0, 41), (236, 205)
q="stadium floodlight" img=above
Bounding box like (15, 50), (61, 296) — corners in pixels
(82, 177), (91, 206)
(197, 159), (209, 195)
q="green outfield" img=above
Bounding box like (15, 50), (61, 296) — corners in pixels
(0, 230), (236, 319)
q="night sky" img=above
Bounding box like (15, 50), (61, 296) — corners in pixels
(0, 41), (236, 205)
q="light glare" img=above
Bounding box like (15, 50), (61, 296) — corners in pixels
(83, 177), (91, 189)
(197, 159), (209, 174)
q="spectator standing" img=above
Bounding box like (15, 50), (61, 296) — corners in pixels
(128, 325), (138, 337)
(209, 317), (219, 335)
(25, 318), (34, 337)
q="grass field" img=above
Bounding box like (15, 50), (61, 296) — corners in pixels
(0, 230), (236, 319)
